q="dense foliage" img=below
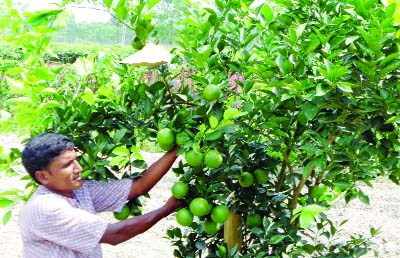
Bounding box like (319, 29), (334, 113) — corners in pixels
(0, 0), (399, 257)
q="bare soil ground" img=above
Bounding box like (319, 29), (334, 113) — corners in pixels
(0, 134), (399, 258)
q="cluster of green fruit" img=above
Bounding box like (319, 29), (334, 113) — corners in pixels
(156, 124), (230, 234)
(172, 181), (229, 235)
(157, 127), (223, 170)
(156, 123), (268, 230)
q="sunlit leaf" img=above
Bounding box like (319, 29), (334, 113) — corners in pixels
(0, 197), (13, 208)
(2, 210), (12, 225)
(112, 146), (130, 156)
(209, 115), (219, 129)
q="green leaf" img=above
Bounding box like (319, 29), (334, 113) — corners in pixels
(345, 36), (360, 45)
(215, 0), (224, 10)
(370, 227), (381, 237)
(302, 160), (316, 178)
(5, 97), (33, 105)
(32, 67), (56, 81)
(104, 0), (113, 8)
(109, 156), (129, 167)
(39, 100), (62, 110)
(243, 32), (258, 47)
(302, 102), (318, 121)
(337, 82), (354, 93)
(259, 4), (274, 24)
(209, 115), (219, 129)
(27, 10), (63, 26)
(115, 0), (128, 20)
(299, 211), (315, 228)
(268, 235), (286, 244)
(386, 116), (400, 123)
(112, 146), (130, 156)
(147, 0), (160, 9)
(357, 189), (370, 205)
(294, 204), (327, 228)
(355, 60), (375, 80)
(315, 84), (330, 96)
(82, 88), (96, 105)
(5, 77), (25, 94)
(303, 204), (327, 214)
(223, 108), (247, 120)
(132, 159), (147, 169)
(113, 129), (128, 143)
(295, 23), (307, 38)
(2, 210), (12, 225)
(205, 130), (223, 141)
(0, 197), (13, 208)
(305, 34), (320, 54)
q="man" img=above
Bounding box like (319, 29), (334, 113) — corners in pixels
(19, 133), (182, 258)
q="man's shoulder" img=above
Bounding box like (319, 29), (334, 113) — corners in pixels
(23, 188), (69, 214)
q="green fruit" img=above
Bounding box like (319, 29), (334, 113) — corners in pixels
(203, 219), (219, 235)
(211, 205), (229, 223)
(203, 84), (221, 101)
(159, 143), (174, 151)
(157, 128), (175, 146)
(176, 208), (193, 226)
(171, 181), (189, 199)
(189, 197), (210, 217)
(218, 244), (227, 257)
(185, 149), (204, 167)
(204, 149), (223, 169)
(113, 205), (130, 220)
(254, 168), (268, 184)
(239, 172), (254, 188)
(246, 213), (262, 228)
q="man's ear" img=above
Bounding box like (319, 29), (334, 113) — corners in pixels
(35, 170), (50, 185)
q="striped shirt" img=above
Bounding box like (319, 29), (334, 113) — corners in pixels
(20, 179), (132, 258)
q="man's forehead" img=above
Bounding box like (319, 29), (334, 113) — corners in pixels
(55, 149), (77, 159)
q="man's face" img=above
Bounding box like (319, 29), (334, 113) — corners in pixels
(38, 149), (83, 197)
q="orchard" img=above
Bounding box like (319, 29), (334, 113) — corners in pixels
(0, 0), (400, 257)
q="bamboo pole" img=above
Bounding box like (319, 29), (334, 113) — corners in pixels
(223, 210), (243, 253)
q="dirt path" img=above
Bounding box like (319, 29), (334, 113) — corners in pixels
(0, 134), (399, 257)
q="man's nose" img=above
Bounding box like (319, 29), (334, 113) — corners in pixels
(73, 160), (82, 172)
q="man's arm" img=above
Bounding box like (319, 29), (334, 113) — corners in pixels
(99, 196), (182, 245)
(128, 147), (179, 200)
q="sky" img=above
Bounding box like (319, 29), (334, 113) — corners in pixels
(22, 0), (111, 23)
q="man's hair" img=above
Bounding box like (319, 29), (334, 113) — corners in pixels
(21, 133), (75, 184)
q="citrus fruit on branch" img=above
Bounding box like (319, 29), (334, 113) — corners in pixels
(211, 205), (229, 223)
(113, 205), (130, 220)
(239, 172), (254, 188)
(246, 213), (262, 228)
(254, 168), (268, 184)
(185, 149), (204, 167)
(171, 181), (189, 199)
(157, 128), (175, 151)
(204, 149), (223, 169)
(203, 84), (221, 101)
(176, 208), (193, 226)
(203, 219), (220, 235)
(189, 197), (211, 217)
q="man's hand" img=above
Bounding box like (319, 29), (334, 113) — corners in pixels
(128, 147), (179, 200)
(100, 196), (184, 246)
(164, 196), (184, 214)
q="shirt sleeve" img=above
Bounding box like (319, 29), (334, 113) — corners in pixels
(85, 179), (133, 212)
(29, 196), (108, 256)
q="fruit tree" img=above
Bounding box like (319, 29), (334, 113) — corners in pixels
(0, 0), (400, 257)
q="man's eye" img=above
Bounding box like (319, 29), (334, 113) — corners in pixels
(65, 161), (74, 167)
